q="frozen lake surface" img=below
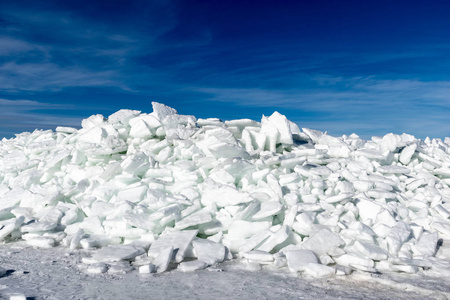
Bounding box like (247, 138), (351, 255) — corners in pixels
(1, 243), (449, 300)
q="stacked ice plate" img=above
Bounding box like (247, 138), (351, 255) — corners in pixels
(1, 102), (450, 277)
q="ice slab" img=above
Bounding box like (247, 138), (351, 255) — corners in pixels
(334, 253), (374, 269)
(228, 220), (271, 239)
(87, 262), (108, 274)
(151, 102), (177, 121)
(108, 261), (134, 274)
(26, 236), (55, 248)
(139, 264), (156, 274)
(129, 119), (153, 139)
(356, 198), (383, 223)
(399, 143), (417, 165)
(9, 293), (27, 300)
(153, 246), (174, 273)
(148, 230), (198, 263)
(257, 225), (290, 252)
(178, 260), (208, 272)
(238, 230), (272, 253)
(386, 221), (411, 255)
(0, 216), (24, 240)
(208, 142), (251, 159)
(353, 241), (388, 261)
(264, 111), (293, 145)
(93, 244), (146, 262)
(0, 188), (31, 211)
(303, 263), (335, 278)
(174, 209), (212, 230)
(200, 179), (253, 207)
(413, 232), (438, 256)
(252, 202), (283, 220)
(285, 249), (318, 272)
(192, 239), (226, 265)
(108, 109), (141, 125)
(301, 229), (344, 256)
(242, 250), (274, 263)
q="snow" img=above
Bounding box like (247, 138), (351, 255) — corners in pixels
(1, 101), (450, 298)
(1, 244), (449, 299)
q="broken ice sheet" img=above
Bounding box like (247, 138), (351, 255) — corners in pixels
(1, 101), (450, 280)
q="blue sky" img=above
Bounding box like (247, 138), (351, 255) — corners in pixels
(1, 0), (450, 139)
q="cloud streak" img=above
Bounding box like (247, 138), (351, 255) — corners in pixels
(0, 98), (82, 138)
(191, 76), (450, 138)
(0, 1), (179, 93)
(193, 77), (450, 111)
(0, 62), (126, 92)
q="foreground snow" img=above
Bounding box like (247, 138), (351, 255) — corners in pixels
(1, 102), (450, 298)
(0, 243), (449, 299)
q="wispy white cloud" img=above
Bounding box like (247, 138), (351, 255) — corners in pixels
(0, 36), (41, 55)
(0, 2), (179, 93)
(0, 98), (74, 109)
(191, 76), (450, 138)
(0, 98), (82, 136)
(194, 76), (450, 110)
(300, 112), (450, 140)
(0, 62), (126, 92)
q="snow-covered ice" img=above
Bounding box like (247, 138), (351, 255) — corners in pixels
(1, 101), (450, 298)
(0, 245), (448, 299)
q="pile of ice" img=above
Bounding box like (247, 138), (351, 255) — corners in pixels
(1, 102), (450, 278)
